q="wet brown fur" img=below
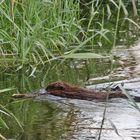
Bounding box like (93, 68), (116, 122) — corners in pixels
(46, 81), (127, 101)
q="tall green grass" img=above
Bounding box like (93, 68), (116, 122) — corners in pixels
(0, 0), (80, 67)
(0, 0), (139, 71)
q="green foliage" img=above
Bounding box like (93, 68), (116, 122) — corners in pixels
(0, 88), (23, 138)
(0, 0), (80, 67)
(0, 103), (23, 130)
(0, 88), (15, 93)
(61, 52), (105, 59)
(0, 0), (139, 70)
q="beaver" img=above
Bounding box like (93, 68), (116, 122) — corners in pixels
(46, 81), (127, 101)
(12, 81), (140, 102)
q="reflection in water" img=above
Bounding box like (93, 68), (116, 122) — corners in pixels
(113, 41), (140, 79)
(1, 100), (78, 140)
(88, 41), (140, 84)
(66, 98), (140, 140)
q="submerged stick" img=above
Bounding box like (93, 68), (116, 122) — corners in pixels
(12, 94), (37, 98)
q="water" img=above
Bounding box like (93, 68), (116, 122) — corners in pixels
(69, 41), (140, 140)
(1, 41), (140, 140)
(1, 41), (140, 139)
(69, 100), (140, 140)
(0, 99), (79, 140)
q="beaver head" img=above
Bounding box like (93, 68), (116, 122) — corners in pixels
(46, 81), (72, 91)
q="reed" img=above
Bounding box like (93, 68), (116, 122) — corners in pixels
(0, 87), (23, 138)
(0, 0), (139, 71)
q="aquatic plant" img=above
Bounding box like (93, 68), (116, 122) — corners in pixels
(0, 88), (23, 139)
(0, 0), (139, 72)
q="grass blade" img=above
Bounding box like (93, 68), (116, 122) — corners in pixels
(0, 88), (15, 93)
(62, 53), (105, 59)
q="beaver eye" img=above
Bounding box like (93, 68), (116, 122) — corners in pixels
(57, 85), (64, 90)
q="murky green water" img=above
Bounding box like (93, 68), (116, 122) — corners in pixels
(0, 97), (79, 140)
(0, 63), (92, 140)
